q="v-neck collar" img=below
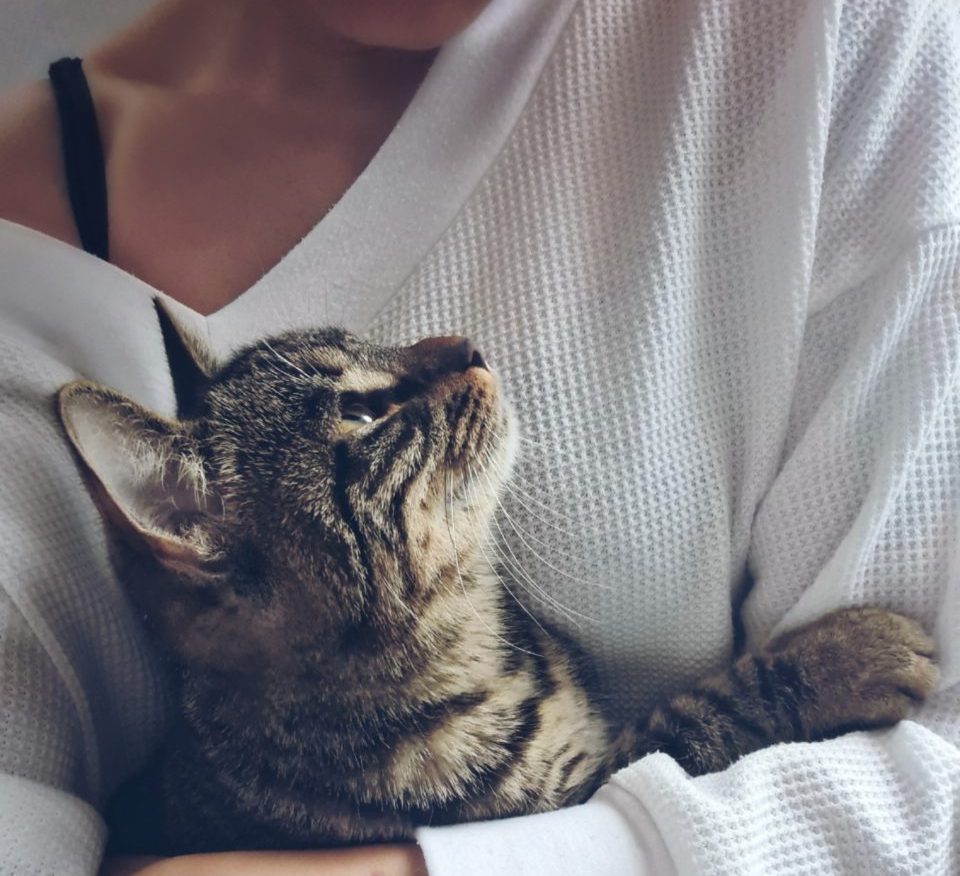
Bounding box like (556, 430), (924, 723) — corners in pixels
(205, 0), (580, 352)
(2, 0), (580, 364)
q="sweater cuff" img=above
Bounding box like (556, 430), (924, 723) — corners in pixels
(0, 773), (106, 875)
(415, 783), (676, 876)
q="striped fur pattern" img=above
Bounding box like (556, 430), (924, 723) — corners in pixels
(57, 315), (937, 854)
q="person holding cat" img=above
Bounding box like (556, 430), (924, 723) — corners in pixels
(0, 1), (958, 875)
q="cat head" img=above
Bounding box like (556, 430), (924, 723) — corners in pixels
(58, 304), (514, 679)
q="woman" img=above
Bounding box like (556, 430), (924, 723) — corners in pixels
(0, 1), (958, 874)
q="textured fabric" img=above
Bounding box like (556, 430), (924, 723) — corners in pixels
(1, 0), (959, 874)
(416, 784), (673, 876)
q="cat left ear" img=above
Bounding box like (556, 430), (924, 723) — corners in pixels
(154, 298), (215, 419)
(58, 381), (223, 579)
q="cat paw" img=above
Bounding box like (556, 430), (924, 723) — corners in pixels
(766, 607), (938, 738)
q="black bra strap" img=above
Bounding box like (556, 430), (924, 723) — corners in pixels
(48, 57), (110, 261)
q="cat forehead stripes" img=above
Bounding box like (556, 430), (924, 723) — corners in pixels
(214, 330), (403, 389)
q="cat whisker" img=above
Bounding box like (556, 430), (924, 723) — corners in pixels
(494, 478), (591, 542)
(481, 496), (610, 593)
(475, 446), (605, 551)
(504, 472), (599, 538)
(465, 464), (596, 628)
(484, 539), (577, 630)
(515, 433), (605, 469)
(444, 474), (540, 658)
(516, 434), (554, 450)
(491, 502), (596, 568)
(471, 468), (603, 620)
(495, 461), (579, 510)
(473, 448), (592, 561)
(497, 463), (584, 523)
(461, 489), (574, 633)
(259, 358), (312, 396)
(262, 339), (316, 383)
(456, 466), (559, 638)
(291, 342), (336, 382)
(475, 533), (554, 640)
(499, 476), (579, 526)
(515, 435), (581, 460)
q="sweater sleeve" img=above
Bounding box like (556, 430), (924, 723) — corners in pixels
(609, 210), (960, 874)
(419, 2), (960, 873)
(0, 324), (167, 875)
(418, 226), (960, 876)
(0, 585), (106, 876)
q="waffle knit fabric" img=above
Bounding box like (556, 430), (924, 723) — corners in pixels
(1, 0), (959, 873)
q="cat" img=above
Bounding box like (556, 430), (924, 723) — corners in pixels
(56, 303), (937, 855)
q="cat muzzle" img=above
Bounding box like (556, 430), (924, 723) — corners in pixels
(407, 336), (488, 378)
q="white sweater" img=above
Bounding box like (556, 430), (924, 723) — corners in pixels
(1, 0), (959, 873)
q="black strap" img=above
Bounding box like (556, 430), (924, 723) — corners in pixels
(48, 57), (110, 261)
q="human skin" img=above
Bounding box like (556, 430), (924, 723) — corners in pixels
(0, 0), (490, 873)
(0, 0), (489, 314)
(99, 847), (428, 876)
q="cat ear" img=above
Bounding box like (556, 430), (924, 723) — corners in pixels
(154, 298), (215, 419)
(58, 381), (223, 579)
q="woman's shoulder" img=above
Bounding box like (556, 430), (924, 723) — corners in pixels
(0, 78), (78, 248)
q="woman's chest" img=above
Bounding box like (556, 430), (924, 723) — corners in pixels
(97, 85), (423, 316)
(367, 255), (756, 717)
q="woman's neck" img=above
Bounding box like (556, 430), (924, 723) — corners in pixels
(87, 0), (435, 108)
(72, 0), (438, 315)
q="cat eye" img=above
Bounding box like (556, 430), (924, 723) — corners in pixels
(341, 403), (376, 425)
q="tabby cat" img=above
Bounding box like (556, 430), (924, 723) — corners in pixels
(57, 304), (937, 855)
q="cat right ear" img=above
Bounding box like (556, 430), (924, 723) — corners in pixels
(57, 381), (223, 579)
(154, 298), (215, 418)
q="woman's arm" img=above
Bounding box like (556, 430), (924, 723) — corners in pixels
(101, 847), (427, 876)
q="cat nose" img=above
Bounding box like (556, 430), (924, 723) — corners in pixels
(407, 336), (488, 375)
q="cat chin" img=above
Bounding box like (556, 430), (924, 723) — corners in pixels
(464, 362), (496, 386)
(448, 420), (515, 514)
